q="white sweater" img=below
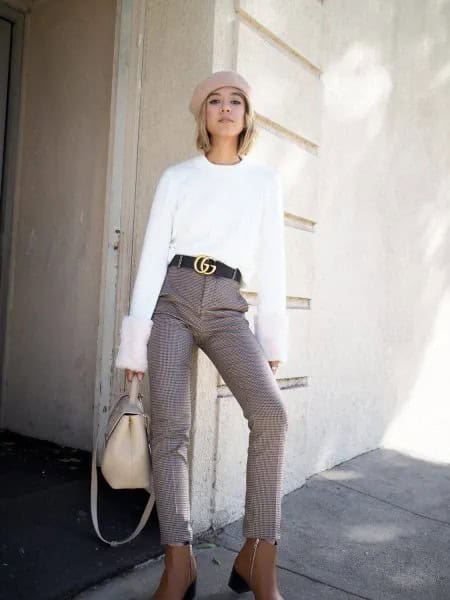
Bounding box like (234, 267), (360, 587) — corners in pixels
(115, 152), (288, 373)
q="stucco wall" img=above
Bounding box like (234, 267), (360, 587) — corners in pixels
(378, 0), (450, 462)
(201, 0), (450, 535)
(310, 0), (450, 471)
(306, 0), (393, 474)
(2, 0), (115, 449)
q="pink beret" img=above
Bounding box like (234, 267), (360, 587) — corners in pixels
(188, 70), (252, 119)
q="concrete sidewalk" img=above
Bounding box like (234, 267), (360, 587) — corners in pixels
(75, 448), (450, 599)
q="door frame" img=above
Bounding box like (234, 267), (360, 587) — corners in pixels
(0, 2), (24, 425)
(93, 0), (147, 454)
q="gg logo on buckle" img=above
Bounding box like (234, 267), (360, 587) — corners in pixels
(194, 255), (217, 275)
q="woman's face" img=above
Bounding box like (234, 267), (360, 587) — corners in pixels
(205, 86), (246, 139)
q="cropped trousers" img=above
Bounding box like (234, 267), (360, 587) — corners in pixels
(147, 263), (288, 545)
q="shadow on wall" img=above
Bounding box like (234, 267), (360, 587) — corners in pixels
(305, 0), (450, 469)
(378, 0), (450, 462)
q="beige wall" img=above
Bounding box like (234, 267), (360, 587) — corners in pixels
(2, 0), (116, 449)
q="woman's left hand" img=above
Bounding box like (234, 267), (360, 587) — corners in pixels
(269, 360), (280, 374)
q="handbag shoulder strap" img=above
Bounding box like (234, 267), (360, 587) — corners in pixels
(90, 376), (155, 546)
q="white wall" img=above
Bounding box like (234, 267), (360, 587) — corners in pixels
(378, 0), (450, 462)
(312, 0), (450, 468)
(307, 0), (393, 473)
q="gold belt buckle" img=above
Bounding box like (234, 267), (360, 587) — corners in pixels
(193, 255), (217, 275)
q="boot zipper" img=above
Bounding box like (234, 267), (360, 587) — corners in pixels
(249, 537), (260, 587)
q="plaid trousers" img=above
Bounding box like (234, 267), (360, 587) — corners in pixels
(147, 262), (288, 545)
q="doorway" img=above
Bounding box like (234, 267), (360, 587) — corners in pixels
(0, 3), (23, 413)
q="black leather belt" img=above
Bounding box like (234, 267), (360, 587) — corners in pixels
(169, 254), (242, 283)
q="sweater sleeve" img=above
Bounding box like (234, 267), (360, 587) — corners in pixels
(115, 167), (176, 372)
(254, 170), (289, 363)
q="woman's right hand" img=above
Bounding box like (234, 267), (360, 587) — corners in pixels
(126, 369), (144, 383)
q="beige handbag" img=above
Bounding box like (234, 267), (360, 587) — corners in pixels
(90, 374), (155, 546)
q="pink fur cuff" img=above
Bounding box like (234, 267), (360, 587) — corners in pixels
(115, 315), (153, 373)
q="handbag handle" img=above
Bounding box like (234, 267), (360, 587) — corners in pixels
(90, 374), (155, 546)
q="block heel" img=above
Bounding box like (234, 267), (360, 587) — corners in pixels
(184, 576), (197, 599)
(228, 565), (251, 593)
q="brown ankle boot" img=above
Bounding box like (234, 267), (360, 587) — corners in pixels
(228, 538), (284, 600)
(151, 542), (197, 599)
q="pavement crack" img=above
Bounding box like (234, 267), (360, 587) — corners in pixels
(315, 475), (450, 527)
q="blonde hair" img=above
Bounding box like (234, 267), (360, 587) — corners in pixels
(194, 89), (258, 156)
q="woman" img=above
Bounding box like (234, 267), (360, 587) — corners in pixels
(115, 70), (289, 600)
